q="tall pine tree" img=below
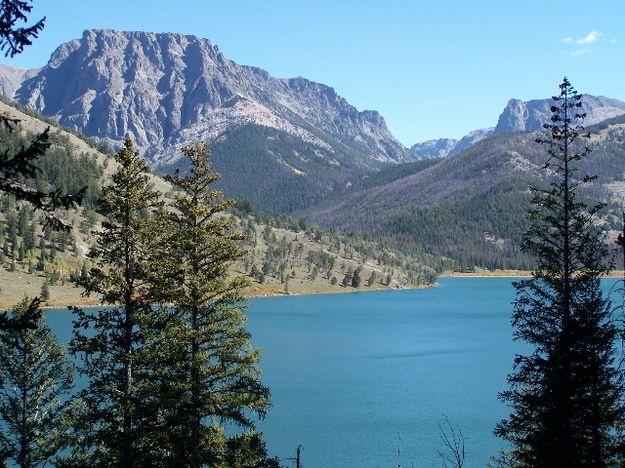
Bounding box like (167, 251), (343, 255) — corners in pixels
(149, 141), (276, 467)
(67, 138), (162, 466)
(495, 78), (624, 466)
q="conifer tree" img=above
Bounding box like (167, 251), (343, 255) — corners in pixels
(150, 141), (276, 467)
(495, 78), (624, 466)
(39, 277), (49, 302)
(366, 271), (376, 287)
(23, 220), (34, 250)
(0, 0), (45, 58)
(351, 266), (362, 288)
(0, 298), (74, 467)
(67, 138), (162, 466)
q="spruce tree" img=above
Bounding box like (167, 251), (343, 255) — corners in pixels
(351, 266), (362, 288)
(494, 78), (624, 466)
(67, 138), (162, 466)
(149, 141), (275, 467)
(0, 0), (45, 58)
(39, 277), (49, 302)
(366, 271), (376, 287)
(0, 298), (74, 467)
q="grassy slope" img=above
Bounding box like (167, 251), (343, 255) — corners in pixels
(0, 101), (431, 308)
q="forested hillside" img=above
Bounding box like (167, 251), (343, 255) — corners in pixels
(0, 100), (436, 307)
(162, 123), (365, 213)
(305, 126), (625, 271)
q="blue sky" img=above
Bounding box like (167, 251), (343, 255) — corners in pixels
(3, 0), (624, 146)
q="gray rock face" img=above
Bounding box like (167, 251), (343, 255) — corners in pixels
(6, 29), (409, 166)
(409, 129), (494, 159)
(0, 64), (39, 100)
(451, 127), (494, 154)
(494, 96), (625, 133)
(409, 138), (458, 159)
(409, 94), (625, 159)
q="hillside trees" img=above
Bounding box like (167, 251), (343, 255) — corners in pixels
(0, 0), (84, 330)
(147, 141), (276, 467)
(494, 78), (624, 465)
(66, 138), (163, 466)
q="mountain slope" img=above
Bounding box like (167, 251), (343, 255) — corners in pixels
(494, 96), (625, 133)
(0, 29), (417, 213)
(0, 64), (39, 100)
(0, 99), (434, 307)
(409, 138), (457, 159)
(305, 121), (625, 270)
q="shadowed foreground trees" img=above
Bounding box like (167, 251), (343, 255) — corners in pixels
(62, 139), (279, 466)
(495, 78), (624, 466)
(0, 298), (74, 467)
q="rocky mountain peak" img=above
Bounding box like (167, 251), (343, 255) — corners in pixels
(494, 95), (625, 133)
(409, 138), (458, 159)
(6, 28), (408, 167)
(0, 64), (39, 99)
(412, 94), (625, 159)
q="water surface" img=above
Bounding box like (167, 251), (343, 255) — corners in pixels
(243, 277), (518, 467)
(45, 277), (621, 467)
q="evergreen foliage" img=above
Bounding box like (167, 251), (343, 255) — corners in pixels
(0, 298), (74, 467)
(366, 271), (376, 287)
(0, 55), (87, 329)
(39, 277), (49, 301)
(0, 0), (45, 57)
(494, 78), (624, 466)
(351, 266), (362, 288)
(0, 122), (84, 232)
(67, 138), (163, 466)
(162, 124), (362, 214)
(148, 141), (275, 466)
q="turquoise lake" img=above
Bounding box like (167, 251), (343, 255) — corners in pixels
(42, 277), (624, 467)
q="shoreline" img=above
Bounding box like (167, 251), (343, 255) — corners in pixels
(442, 270), (625, 279)
(246, 282), (433, 299)
(6, 271), (624, 310)
(4, 281), (431, 310)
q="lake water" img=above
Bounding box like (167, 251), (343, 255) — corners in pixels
(43, 277), (623, 467)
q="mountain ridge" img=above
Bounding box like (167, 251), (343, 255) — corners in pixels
(6, 28), (410, 168)
(409, 95), (625, 159)
(0, 98), (435, 306)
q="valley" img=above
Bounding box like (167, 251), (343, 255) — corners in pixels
(1, 29), (625, 275)
(0, 3), (624, 466)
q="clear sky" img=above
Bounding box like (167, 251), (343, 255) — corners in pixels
(3, 0), (624, 146)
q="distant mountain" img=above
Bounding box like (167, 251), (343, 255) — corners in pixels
(409, 138), (457, 159)
(0, 64), (39, 100)
(408, 128), (494, 160)
(6, 29), (409, 165)
(0, 29), (413, 213)
(494, 95), (625, 133)
(451, 127), (494, 154)
(409, 95), (625, 159)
